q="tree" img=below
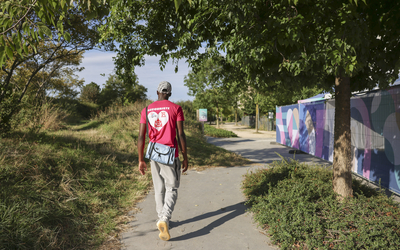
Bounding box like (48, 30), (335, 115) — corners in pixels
(103, 0), (400, 199)
(213, 0), (400, 198)
(0, 0), (109, 68)
(184, 56), (241, 128)
(239, 85), (322, 116)
(4, 42), (85, 102)
(80, 81), (100, 103)
(98, 73), (147, 108)
(0, 8), (105, 133)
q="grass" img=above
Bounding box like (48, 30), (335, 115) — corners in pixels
(242, 158), (400, 250)
(0, 101), (250, 249)
(204, 124), (238, 138)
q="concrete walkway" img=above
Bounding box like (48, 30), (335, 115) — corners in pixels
(120, 123), (330, 250)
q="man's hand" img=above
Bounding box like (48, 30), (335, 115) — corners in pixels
(139, 161), (147, 175)
(182, 159), (188, 173)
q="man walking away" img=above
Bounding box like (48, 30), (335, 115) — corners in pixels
(137, 81), (188, 241)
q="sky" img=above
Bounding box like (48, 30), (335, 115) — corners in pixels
(76, 50), (194, 102)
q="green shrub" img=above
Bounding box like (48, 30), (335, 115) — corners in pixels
(175, 100), (196, 121)
(204, 124), (238, 138)
(242, 158), (400, 250)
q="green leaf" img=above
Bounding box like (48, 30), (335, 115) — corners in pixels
(5, 46), (13, 60)
(22, 22), (29, 34)
(30, 28), (35, 40)
(23, 44), (28, 54)
(39, 24), (52, 38)
(9, 6), (14, 18)
(38, 29), (44, 39)
(32, 44), (37, 54)
(174, 0), (182, 13)
(64, 31), (71, 42)
(4, 1), (11, 13)
(37, 9), (44, 19)
(87, 10), (97, 19)
(0, 46), (4, 58)
(0, 49), (5, 66)
(15, 43), (22, 56)
(57, 20), (64, 34)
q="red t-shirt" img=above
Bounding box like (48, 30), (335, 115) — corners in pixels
(140, 100), (185, 157)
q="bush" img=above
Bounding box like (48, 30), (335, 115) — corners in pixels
(175, 100), (196, 121)
(15, 102), (70, 133)
(204, 124), (238, 138)
(242, 158), (400, 250)
(80, 82), (101, 103)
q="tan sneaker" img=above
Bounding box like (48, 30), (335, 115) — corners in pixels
(156, 219), (170, 241)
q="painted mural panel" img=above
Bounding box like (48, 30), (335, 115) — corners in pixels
(276, 104), (299, 147)
(276, 86), (400, 194)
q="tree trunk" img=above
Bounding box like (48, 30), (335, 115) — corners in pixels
(235, 109), (238, 126)
(332, 74), (353, 200)
(216, 107), (219, 128)
(255, 103), (259, 133)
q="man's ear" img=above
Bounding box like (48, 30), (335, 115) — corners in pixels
(168, 93), (172, 97)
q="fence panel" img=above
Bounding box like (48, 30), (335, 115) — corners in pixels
(241, 116), (275, 131)
(276, 86), (400, 194)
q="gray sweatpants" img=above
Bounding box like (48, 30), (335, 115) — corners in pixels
(150, 158), (181, 220)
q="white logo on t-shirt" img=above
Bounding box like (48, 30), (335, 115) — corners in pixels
(148, 111), (169, 131)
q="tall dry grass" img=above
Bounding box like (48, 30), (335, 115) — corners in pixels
(14, 102), (69, 133)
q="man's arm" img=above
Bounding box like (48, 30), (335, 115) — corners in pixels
(137, 123), (147, 175)
(177, 120), (188, 172)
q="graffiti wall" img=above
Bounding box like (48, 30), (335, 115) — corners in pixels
(276, 86), (400, 194)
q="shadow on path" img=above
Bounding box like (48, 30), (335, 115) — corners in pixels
(170, 202), (247, 241)
(206, 138), (257, 145)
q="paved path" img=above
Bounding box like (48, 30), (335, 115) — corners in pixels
(121, 123), (331, 250)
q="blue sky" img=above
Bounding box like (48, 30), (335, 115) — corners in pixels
(76, 50), (194, 102)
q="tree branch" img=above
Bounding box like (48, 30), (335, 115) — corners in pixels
(35, 61), (65, 99)
(0, 0), (38, 36)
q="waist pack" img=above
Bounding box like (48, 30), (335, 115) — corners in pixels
(145, 141), (176, 165)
